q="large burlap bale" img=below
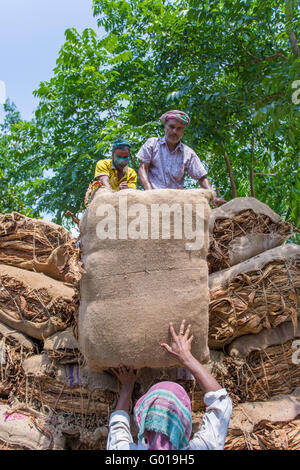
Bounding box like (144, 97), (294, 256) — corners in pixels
(79, 188), (213, 369)
(208, 198), (294, 273)
(0, 264), (76, 339)
(209, 244), (300, 348)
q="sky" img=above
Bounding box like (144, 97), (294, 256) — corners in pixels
(0, 0), (104, 232)
(0, 0), (102, 122)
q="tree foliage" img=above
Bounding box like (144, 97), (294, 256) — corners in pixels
(0, 0), (299, 229)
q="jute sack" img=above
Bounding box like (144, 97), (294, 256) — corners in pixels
(208, 197), (294, 273)
(228, 321), (300, 358)
(228, 387), (300, 434)
(209, 244), (300, 348)
(79, 188), (213, 369)
(21, 355), (119, 414)
(0, 264), (76, 340)
(43, 327), (80, 364)
(0, 212), (71, 266)
(0, 402), (65, 450)
(0, 321), (35, 398)
(224, 388), (300, 450)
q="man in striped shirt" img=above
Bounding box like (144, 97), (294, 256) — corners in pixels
(137, 110), (226, 207)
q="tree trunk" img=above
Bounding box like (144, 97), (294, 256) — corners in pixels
(221, 141), (237, 199)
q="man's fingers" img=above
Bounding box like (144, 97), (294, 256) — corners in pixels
(169, 322), (179, 341)
(160, 343), (174, 354)
(179, 319), (186, 335)
(184, 324), (191, 340)
(110, 368), (119, 377)
(187, 335), (194, 345)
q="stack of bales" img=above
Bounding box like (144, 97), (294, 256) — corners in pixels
(187, 198), (300, 450)
(0, 212), (119, 450)
(0, 196), (299, 451)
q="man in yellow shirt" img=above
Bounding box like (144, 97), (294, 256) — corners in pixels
(95, 138), (137, 191)
(84, 138), (137, 206)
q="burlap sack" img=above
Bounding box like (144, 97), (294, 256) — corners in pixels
(20, 240), (84, 285)
(79, 188), (213, 369)
(21, 355), (118, 414)
(0, 402), (65, 450)
(0, 212), (71, 264)
(224, 388), (300, 450)
(208, 197), (294, 273)
(0, 321), (36, 352)
(0, 321), (35, 398)
(209, 244), (300, 348)
(43, 328), (80, 364)
(0, 264), (76, 340)
(228, 321), (300, 358)
(228, 387), (300, 434)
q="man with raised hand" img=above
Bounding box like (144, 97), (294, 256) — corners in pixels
(107, 320), (232, 450)
(137, 110), (226, 207)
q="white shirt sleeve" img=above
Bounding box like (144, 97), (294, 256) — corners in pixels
(106, 410), (135, 450)
(187, 388), (232, 450)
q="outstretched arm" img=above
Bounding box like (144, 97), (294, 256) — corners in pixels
(112, 366), (139, 413)
(106, 366), (140, 451)
(138, 162), (153, 190)
(160, 320), (221, 393)
(95, 174), (113, 190)
(161, 320), (232, 450)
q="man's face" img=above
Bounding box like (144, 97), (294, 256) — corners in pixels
(164, 119), (185, 145)
(112, 147), (130, 169)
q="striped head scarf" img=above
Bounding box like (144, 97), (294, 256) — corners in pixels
(133, 381), (192, 450)
(160, 110), (190, 126)
(112, 138), (131, 152)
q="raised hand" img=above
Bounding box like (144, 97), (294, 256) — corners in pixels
(111, 365), (139, 387)
(111, 365), (140, 412)
(160, 319), (194, 366)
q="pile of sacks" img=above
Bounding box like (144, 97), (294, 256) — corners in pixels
(0, 194), (299, 451)
(77, 190), (299, 450)
(0, 212), (119, 450)
(191, 198), (300, 450)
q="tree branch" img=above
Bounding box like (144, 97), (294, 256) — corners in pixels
(221, 141), (237, 199)
(289, 32), (300, 58)
(250, 135), (255, 198)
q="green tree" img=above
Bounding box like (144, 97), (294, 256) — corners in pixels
(1, 0), (299, 230)
(0, 100), (41, 216)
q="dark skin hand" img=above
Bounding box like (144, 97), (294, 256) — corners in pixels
(161, 319), (222, 393)
(138, 162), (153, 190)
(111, 366), (140, 413)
